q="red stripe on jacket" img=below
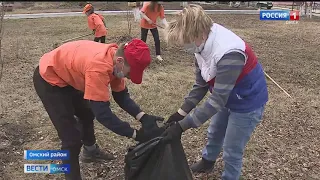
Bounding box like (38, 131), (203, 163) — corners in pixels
(208, 42), (258, 87)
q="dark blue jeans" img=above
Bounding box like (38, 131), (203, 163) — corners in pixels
(141, 27), (160, 56)
(94, 36), (105, 43)
(202, 106), (265, 180)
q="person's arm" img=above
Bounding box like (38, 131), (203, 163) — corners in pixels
(110, 78), (145, 120)
(110, 78), (164, 130)
(93, 16), (103, 32)
(140, 2), (153, 23)
(179, 61), (210, 115)
(140, 12), (152, 22)
(160, 18), (168, 27)
(166, 61), (209, 123)
(178, 52), (246, 131)
(87, 16), (95, 30)
(84, 71), (135, 138)
(112, 87), (164, 129)
(89, 100), (135, 138)
(159, 5), (168, 27)
(98, 14), (107, 28)
(112, 87), (145, 121)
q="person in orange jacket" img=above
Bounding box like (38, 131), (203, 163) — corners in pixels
(83, 4), (107, 43)
(33, 39), (164, 180)
(140, 1), (169, 61)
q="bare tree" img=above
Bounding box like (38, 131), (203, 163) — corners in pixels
(0, 3), (5, 83)
(126, 6), (132, 37)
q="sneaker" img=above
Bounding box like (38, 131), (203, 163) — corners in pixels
(80, 144), (115, 163)
(190, 158), (215, 173)
(156, 55), (163, 61)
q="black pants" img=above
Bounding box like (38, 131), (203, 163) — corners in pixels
(94, 36), (106, 43)
(33, 66), (96, 180)
(141, 27), (160, 55)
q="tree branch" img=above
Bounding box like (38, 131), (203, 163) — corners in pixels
(0, 3), (6, 83)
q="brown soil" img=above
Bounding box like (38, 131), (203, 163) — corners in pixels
(0, 14), (319, 180)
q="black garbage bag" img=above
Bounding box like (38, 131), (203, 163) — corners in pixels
(137, 122), (167, 144)
(124, 135), (193, 180)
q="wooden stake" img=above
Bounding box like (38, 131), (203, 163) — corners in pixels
(264, 71), (292, 98)
(0, 3), (5, 83)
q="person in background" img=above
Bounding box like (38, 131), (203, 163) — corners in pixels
(162, 5), (268, 180)
(83, 3), (108, 43)
(33, 38), (164, 180)
(140, 1), (169, 61)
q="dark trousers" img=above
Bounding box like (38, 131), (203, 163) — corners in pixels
(33, 66), (96, 180)
(141, 27), (160, 55)
(94, 36), (106, 43)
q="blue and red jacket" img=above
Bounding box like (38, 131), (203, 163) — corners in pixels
(207, 42), (268, 113)
(178, 23), (269, 130)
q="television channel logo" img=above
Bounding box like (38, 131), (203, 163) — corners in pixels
(260, 10), (300, 21)
(24, 164), (70, 174)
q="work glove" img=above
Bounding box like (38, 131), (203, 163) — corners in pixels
(134, 128), (158, 143)
(133, 129), (144, 142)
(161, 122), (183, 143)
(147, 19), (153, 25)
(140, 114), (164, 130)
(161, 18), (169, 28)
(166, 112), (185, 124)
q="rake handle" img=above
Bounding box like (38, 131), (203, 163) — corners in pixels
(264, 71), (292, 98)
(154, 23), (165, 29)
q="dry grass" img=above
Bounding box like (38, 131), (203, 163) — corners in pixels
(0, 14), (319, 180)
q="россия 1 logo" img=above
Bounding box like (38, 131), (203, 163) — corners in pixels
(260, 10), (300, 21)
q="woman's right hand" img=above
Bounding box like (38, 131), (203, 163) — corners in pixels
(147, 19), (153, 24)
(166, 112), (185, 124)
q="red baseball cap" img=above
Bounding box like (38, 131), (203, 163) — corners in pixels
(124, 38), (151, 84)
